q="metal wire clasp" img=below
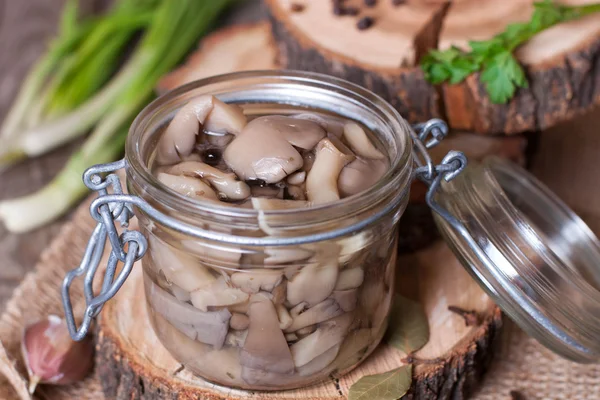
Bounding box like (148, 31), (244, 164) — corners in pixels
(410, 119), (468, 224)
(61, 159), (147, 341)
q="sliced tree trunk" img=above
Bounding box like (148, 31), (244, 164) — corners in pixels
(266, 0), (600, 134)
(266, 0), (447, 123)
(96, 241), (502, 400)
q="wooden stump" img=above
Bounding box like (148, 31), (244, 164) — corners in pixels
(266, 0), (600, 134)
(96, 241), (502, 400)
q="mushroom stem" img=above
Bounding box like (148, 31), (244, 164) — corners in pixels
(276, 303), (293, 330)
(241, 295), (295, 374)
(343, 122), (385, 160)
(230, 270), (283, 294)
(157, 172), (218, 200)
(284, 298), (343, 333)
(190, 277), (249, 312)
(156, 95), (214, 165)
(286, 257), (338, 307)
(290, 313), (353, 368)
(149, 236), (217, 293)
(168, 161), (250, 200)
(145, 276), (231, 349)
(334, 267), (364, 291)
(305, 138), (355, 204)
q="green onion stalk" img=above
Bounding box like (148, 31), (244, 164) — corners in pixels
(0, 0), (157, 168)
(0, 0), (233, 232)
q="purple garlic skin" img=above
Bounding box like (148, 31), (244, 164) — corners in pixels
(22, 315), (94, 394)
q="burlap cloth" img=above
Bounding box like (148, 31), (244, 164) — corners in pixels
(0, 198), (598, 400)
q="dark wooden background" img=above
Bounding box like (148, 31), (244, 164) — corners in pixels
(0, 0), (598, 312)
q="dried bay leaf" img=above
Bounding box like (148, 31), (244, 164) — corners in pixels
(385, 294), (429, 354)
(348, 364), (412, 400)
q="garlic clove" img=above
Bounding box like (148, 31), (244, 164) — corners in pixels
(21, 315), (94, 394)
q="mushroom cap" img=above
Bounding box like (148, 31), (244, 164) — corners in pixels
(224, 116), (325, 183)
(286, 258), (339, 307)
(168, 161), (251, 200)
(284, 298), (344, 333)
(293, 113), (345, 138)
(156, 95), (214, 165)
(190, 277), (249, 312)
(334, 267), (365, 291)
(203, 97), (247, 135)
(331, 289), (358, 312)
(240, 295), (295, 374)
(342, 122), (385, 160)
(255, 116), (326, 149)
(145, 276), (231, 349)
(149, 236), (217, 293)
(338, 157), (389, 198)
(230, 269), (284, 294)
(157, 172), (218, 200)
(289, 313), (353, 368)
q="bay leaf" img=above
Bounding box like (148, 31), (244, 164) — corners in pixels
(348, 364), (412, 400)
(384, 294), (429, 354)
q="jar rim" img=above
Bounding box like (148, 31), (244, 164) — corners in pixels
(125, 70), (413, 224)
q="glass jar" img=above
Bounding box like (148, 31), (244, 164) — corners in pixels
(62, 71), (600, 393)
(124, 71), (413, 390)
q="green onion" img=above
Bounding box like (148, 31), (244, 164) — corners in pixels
(0, 0), (234, 232)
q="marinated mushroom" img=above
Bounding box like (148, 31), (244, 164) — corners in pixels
(289, 313), (353, 368)
(224, 117), (306, 183)
(156, 95), (247, 165)
(157, 172), (219, 201)
(294, 113), (345, 138)
(338, 157), (389, 197)
(203, 98), (247, 135)
(146, 277), (231, 349)
(343, 122), (385, 160)
(286, 258), (338, 307)
(190, 276), (249, 312)
(286, 171), (306, 185)
(168, 161), (251, 200)
(149, 236), (217, 293)
(331, 289), (358, 312)
(230, 270), (283, 294)
(284, 298), (343, 333)
(240, 295), (295, 376)
(230, 313), (250, 331)
(147, 106), (396, 389)
(334, 267), (364, 291)
(305, 138), (355, 204)
(156, 95), (214, 165)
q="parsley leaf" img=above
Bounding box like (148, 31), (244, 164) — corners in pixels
(420, 0), (600, 104)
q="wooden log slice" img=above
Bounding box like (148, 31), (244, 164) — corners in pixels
(266, 0), (446, 123)
(96, 241), (502, 400)
(266, 0), (600, 134)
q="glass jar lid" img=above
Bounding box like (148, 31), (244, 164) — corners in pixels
(433, 156), (600, 363)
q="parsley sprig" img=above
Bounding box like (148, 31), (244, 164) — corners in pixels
(421, 1), (600, 104)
